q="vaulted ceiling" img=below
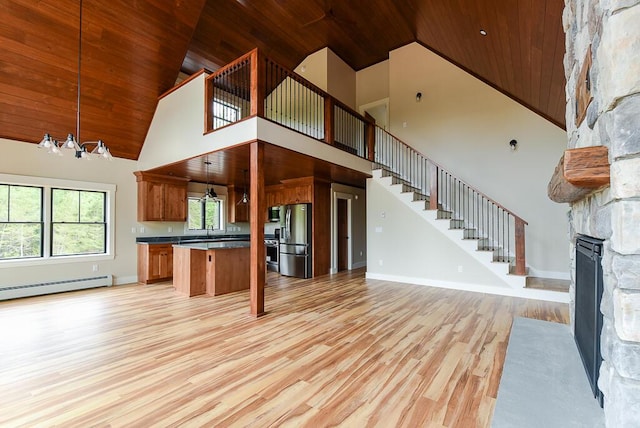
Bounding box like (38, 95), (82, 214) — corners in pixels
(0, 0), (566, 161)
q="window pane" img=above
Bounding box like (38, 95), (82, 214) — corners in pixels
(52, 224), (105, 256)
(205, 200), (220, 229)
(0, 185), (7, 222)
(52, 189), (79, 222)
(188, 198), (202, 230)
(9, 186), (42, 222)
(80, 191), (105, 222)
(0, 223), (42, 259)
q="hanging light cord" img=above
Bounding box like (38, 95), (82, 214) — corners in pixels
(76, 0), (83, 142)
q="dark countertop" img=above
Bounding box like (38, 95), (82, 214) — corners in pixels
(136, 234), (276, 244)
(172, 241), (251, 250)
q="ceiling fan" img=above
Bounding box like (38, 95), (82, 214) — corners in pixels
(300, 0), (356, 28)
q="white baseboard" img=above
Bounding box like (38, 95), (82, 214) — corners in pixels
(114, 275), (139, 286)
(365, 272), (569, 303)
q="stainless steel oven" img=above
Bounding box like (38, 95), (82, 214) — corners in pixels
(265, 239), (279, 272)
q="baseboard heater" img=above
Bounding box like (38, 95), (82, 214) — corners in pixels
(0, 275), (113, 301)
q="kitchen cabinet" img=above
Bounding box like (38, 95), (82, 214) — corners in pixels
(138, 243), (173, 284)
(265, 184), (284, 208)
(227, 185), (249, 223)
(134, 171), (189, 221)
(280, 177), (313, 205)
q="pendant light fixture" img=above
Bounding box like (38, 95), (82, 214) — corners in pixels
(37, 0), (113, 160)
(201, 159), (219, 202)
(237, 169), (249, 205)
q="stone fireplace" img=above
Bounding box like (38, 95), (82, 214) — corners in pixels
(562, 0), (640, 426)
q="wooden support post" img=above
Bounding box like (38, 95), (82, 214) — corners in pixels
(324, 97), (334, 145)
(514, 218), (526, 276)
(250, 49), (264, 117)
(429, 161), (439, 210)
(249, 141), (266, 317)
(366, 121), (375, 161)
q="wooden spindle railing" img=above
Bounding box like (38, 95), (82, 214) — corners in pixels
(203, 49), (527, 275)
(374, 126), (528, 276)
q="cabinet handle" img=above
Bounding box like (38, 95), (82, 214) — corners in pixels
(209, 255), (211, 262)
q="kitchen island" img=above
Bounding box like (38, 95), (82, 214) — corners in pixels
(172, 241), (250, 297)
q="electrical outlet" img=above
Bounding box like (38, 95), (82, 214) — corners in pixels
(379, 259), (383, 266)
(168, 226), (173, 233)
(92, 264), (99, 272)
(375, 227), (383, 233)
(458, 265), (463, 273)
(131, 227), (136, 234)
(140, 226), (145, 233)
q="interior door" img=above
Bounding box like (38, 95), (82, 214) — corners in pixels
(338, 199), (348, 271)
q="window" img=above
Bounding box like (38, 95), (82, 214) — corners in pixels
(212, 99), (240, 129)
(0, 173), (115, 264)
(51, 189), (106, 256)
(0, 184), (43, 259)
(188, 197), (222, 231)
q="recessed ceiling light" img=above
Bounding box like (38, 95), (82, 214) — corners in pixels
(480, 29), (487, 36)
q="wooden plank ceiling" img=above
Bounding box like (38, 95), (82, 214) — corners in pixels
(0, 0), (565, 161)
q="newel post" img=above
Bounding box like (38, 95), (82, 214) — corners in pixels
(429, 161), (439, 210)
(514, 218), (526, 276)
(324, 97), (334, 145)
(366, 121), (375, 161)
(250, 49), (264, 117)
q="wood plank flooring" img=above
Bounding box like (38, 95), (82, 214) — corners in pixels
(0, 270), (568, 427)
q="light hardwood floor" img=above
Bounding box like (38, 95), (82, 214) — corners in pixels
(0, 270), (568, 427)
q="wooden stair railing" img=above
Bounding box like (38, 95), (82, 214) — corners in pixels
(204, 49), (373, 160)
(374, 127), (528, 276)
(202, 49), (527, 276)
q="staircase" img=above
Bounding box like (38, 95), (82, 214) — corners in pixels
(371, 127), (529, 290)
(372, 167), (526, 289)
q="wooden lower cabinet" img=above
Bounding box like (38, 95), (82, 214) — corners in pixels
(137, 244), (173, 284)
(172, 245), (250, 297)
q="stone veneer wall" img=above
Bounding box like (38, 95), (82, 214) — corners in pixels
(563, 0), (640, 426)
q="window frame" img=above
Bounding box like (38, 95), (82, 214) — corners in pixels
(185, 192), (226, 235)
(50, 188), (108, 257)
(0, 184), (44, 260)
(212, 99), (241, 129)
(0, 173), (116, 267)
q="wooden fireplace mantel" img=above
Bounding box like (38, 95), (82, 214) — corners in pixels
(548, 146), (610, 203)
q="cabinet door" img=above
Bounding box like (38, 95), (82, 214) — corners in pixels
(163, 183), (187, 221)
(296, 185), (312, 203)
(148, 245), (173, 280)
(139, 181), (164, 221)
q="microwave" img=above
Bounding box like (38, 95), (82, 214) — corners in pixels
(268, 206), (280, 222)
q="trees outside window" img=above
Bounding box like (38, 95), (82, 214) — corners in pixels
(51, 189), (106, 256)
(0, 184), (43, 259)
(187, 197), (222, 231)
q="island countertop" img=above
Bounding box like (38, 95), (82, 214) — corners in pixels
(172, 241), (250, 250)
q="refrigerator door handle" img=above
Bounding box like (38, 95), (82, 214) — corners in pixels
(286, 208), (291, 241)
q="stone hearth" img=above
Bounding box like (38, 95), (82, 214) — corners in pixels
(563, 1), (640, 426)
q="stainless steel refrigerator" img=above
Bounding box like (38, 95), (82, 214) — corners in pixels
(279, 203), (312, 278)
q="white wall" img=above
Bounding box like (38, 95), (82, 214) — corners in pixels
(295, 48), (357, 109)
(359, 42), (569, 277)
(367, 178), (509, 288)
(0, 138), (139, 286)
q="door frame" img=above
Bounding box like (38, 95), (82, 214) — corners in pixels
(331, 192), (353, 274)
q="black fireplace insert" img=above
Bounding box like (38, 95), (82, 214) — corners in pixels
(574, 235), (604, 407)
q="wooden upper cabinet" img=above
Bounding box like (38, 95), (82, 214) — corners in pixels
(134, 171), (189, 222)
(281, 177), (313, 205)
(265, 184), (284, 207)
(228, 185), (249, 223)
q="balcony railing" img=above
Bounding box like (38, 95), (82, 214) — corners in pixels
(206, 49), (372, 159)
(204, 49), (527, 276)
